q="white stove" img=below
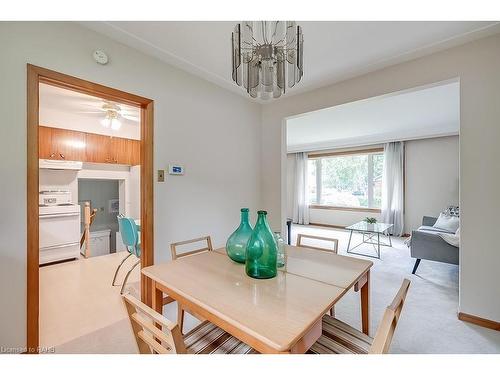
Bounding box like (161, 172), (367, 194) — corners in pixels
(39, 190), (81, 265)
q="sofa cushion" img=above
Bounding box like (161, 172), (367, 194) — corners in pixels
(433, 213), (460, 232)
(418, 225), (454, 234)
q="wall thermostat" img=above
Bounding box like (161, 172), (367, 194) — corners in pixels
(93, 50), (109, 65)
(168, 165), (184, 175)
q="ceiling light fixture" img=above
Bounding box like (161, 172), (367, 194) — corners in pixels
(101, 109), (121, 130)
(100, 103), (122, 130)
(231, 21), (303, 100)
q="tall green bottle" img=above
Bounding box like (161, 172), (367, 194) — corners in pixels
(226, 208), (253, 263)
(245, 210), (278, 279)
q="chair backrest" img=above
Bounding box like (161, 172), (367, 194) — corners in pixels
(369, 279), (411, 354)
(118, 216), (140, 256)
(170, 236), (213, 260)
(122, 293), (186, 354)
(296, 234), (339, 253)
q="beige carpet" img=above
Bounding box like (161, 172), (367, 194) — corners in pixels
(291, 225), (500, 353)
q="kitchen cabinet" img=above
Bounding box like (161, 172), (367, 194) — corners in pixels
(39, 125), (140, 165)
(39, 126), (54, 159)
(111, 136), (137, 165)
(39, 126), (86, 161)
(85, 132), (112, 163)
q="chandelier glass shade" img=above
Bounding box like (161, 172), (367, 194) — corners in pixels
(232, 21), (303, 100)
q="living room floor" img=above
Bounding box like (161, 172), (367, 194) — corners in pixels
(291, 224), (500, 353)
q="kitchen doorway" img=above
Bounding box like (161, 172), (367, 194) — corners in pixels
(27, 65), (154, 353)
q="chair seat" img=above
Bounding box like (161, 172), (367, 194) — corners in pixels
(183, 320), (258, 354)
(308, 315), (373, 354)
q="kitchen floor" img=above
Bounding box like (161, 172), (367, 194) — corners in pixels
(39, 251), (199, 353)
(39, 252), (139, 351)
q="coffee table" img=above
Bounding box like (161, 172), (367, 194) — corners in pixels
(346, 221), (394, 259)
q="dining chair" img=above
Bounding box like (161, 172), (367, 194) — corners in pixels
(170, 235), (213, 260)
(297, 233), (339, 253)
(113, 216), (141, 295)
(308, 278), (411, 354)
(123, 293), (258, 354)
(297, 233), (339, 316)
(170, 236), (213, 333)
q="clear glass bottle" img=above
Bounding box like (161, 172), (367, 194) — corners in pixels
(226, 208), (253, 263)
(273, 232), (285, 268)
(245, 211), (278, 279)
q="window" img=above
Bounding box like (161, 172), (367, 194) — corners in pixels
(308, 150), (384, 210)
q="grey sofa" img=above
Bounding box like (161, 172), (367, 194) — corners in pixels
(410, 216), (459, 274)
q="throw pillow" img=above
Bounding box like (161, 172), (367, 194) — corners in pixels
(442, 205), (459, 217)
(433, 213), (460, 232)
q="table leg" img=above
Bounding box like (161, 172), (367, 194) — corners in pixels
(377, 232), (380, 258)
(347, 230), (353, 251)
(152, 280), (163, 315)
(361, 270), (370, 335)
(287, 220), (292, 245)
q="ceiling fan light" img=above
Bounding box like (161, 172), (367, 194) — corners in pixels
(101, 118), (111, 128)
(110, 118), (122, 130)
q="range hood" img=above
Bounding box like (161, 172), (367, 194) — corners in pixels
(39, 159), (83, 170)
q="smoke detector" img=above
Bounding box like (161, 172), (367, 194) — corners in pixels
(93, 50), (109, 65)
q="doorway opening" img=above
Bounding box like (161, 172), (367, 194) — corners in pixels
(27, 65), (154, 353)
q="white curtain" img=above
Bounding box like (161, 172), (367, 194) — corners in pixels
(292, 152), (310, 225)
(381, 142), (404, 236)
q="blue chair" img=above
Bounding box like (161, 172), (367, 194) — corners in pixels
(113, 216), (141, 294)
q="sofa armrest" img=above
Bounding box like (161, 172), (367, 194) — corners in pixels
(410, 230), (459, 265)
(422, 216), (438, 226)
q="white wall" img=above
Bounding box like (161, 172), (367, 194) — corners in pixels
(262, 33), (500, 322)
(286, 136), (459, 232)
(309, 208), (382, 228)
(0, 22), (261, 349)
(405, 136), (459, 233)
(129, 165), (141, 219)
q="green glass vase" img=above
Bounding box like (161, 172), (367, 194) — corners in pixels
(226, 208), (253, 263)
(245, 210), (278, 279)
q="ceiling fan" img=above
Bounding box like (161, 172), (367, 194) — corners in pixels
(76, 101), (140, 130)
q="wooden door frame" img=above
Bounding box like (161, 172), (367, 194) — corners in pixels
(27, 64), (155, 352)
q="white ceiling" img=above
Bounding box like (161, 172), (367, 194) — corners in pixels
(39, 83), (141, 139)
(286, 81), (459, 152)
(81, 21), (500, 100)
(39, 83), (140, 121)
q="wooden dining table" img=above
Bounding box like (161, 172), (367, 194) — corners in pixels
(142, 245), (373, 354)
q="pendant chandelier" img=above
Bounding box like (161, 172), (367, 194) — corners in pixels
(231, 21), (303, 100)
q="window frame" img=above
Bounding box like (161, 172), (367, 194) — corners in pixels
(307, 147), (384, 213)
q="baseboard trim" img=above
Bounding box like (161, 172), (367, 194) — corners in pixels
(458, 312), (500, 331)
(308, 222), (346, 230)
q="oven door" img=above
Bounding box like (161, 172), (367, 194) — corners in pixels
(39, 212), (81, 249)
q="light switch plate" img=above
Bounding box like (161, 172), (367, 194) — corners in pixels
(157, 169), (165, 182)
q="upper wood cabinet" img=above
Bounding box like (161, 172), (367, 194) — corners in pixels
(39, 126), (140, 165)
(111, 136), (138, 165)
(85, 132), (112, 163)
(39, 126), (86, 162)
(39, 126), (54, 159)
